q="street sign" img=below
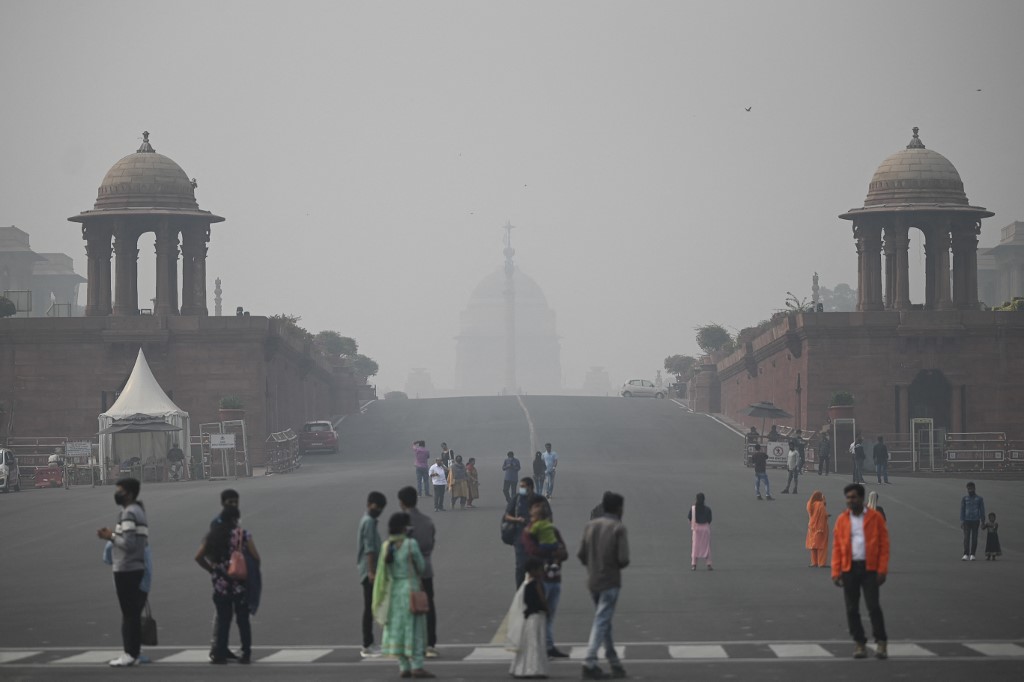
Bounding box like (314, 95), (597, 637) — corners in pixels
(210, 433), (236, 449)
(65, 441), (92, 457)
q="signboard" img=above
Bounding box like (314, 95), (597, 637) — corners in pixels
(65, 441), (92, 458)
(209, 433), (236, 449)
(766, 442), (788, 467)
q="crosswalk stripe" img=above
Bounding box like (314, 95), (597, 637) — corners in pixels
(260, 648), (333, 663)
(769, 644), (832, 658)
(965, 643), (1024, 657)
(464, 647), (514, 661)
(668, 645), (728, 659)
(569, 646), (627, 660)
(0, 652), (40, 664)
(158, 650), (212, 663)
(885, 643), (937, 657)
(51, 651), (121, 664)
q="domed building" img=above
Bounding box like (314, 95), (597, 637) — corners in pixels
(455, 232), (561, 395)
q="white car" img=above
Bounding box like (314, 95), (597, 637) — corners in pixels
(0, 448), (21, 493)
(620, 379), (665, 398)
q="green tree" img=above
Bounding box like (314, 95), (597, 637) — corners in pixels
(314, 330), (359, 356)
(0, 296), (16, 318)
(695, 323), (734, 355)
(352, 354), (379, 378)
(664, 354), (698, 381)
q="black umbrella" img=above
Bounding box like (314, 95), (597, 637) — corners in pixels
(743, 401), (794, 438)
(99, 413), (182, 435)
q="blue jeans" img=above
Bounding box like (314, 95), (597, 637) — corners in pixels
(544, 469), (556, 497)
(875, 460), (889, 483)
(416, 467), (430, 496)
(584, 587), (621, 669)
(543, 581), (561, 651)
(755, 472), (771, 496)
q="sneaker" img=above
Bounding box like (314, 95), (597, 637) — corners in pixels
(425, 646), (440, 658)
(970, 555), (976, 561)
(582, 665), (610, 680)
(875, 641), (888, 660)
(756, 494), (763, 500)
(962, 554), (969, 561)
(360, 645), (382, 659)
(610, 664), (628, 679)
(547, 648), (569, 658)
(209, 657), (228, 665)
(853, 643), (867, 659)
(108, 653), (137, 667)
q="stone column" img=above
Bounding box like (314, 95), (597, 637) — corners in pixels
(180, 225), (210, 315)
(934, 228), (954, 310)
(154, 221), (180, 316)
(862, 224), (884, 311)
(83, 223), (113, 316)
(889, 223), (911, 310)
(951, 229), (970, 308)
(112, 223), (140, 316)
(854, 224), (866, 311)
(966, 228), (980, 308)
(883, 224), (896, 309)
(923, 226), (936, 309)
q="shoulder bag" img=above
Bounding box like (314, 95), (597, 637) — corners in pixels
(406, 543), (429, 614)
(500, 498), (518, 545)
(227, 527), (248, 581)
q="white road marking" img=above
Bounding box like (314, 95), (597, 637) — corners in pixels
(158, 650), (213, 663)
(464, 647), (514, 661)
(50, 650), (122, 664)
(965, 643), (1024, 657)
(668, 645), (728, 659)
(769, 643), (832, 658)
(515, 394), (538, 454)
(569, 646), (627, 660)
(260, 648), (333, 663)
(0, 652), (40, 664)
(884, 643), (937, 657)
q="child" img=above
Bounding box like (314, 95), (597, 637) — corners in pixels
(509, 557), (549, 679)
(983, 512), (1001, 560)
(528, 517), (560, 553)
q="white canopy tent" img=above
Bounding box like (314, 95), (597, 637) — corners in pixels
(98, 349), (191, 481)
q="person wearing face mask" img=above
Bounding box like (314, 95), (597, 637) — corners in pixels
(504, 477), (550, 587)
(96, 477), (149, 667)
(357, 491), (387, 658)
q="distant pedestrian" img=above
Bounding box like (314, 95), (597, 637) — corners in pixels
(521, 498), (569, 658)
(448, 454), (470, 510)
(371, 513), (433, 678)
(532, 451), (546, 495)
(806, 491), (829, 567)
(542, 443), (559, 498)
(428, 459), (447, 512)
(95, 477), (149, 667)
(413, 441), (431, 497)
(817, 432), (832, 476)
(781, 440), (800, 495)
(502, 451), (521, 503)
(793, 430), (806, 470)
(687, 492), (712, 570)
(440, 442), (452, 468)
(195, 505), (261, 665)
(507, 557), (550, 679)
(873, 436), (890, 484)
(866, 491), (886, 521)
(399, 487), (440, 659)
(357, 491), (386, 658)
(982, 513), (1001, 560)
(767, 425), (781, 442)
(465, 457), (479, 508)
(746, 426), (760, 444)
(960, 482), (986, 561)
(852, 437), (867, 484)
(578, 491), (629, 680)
(504, 477), (543, 587)
(832, 483), (889, 660)
(752, 445), (774, 501)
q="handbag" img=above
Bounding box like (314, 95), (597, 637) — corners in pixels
(227, 527), (248, 581)
(140, 600), (158, 646)
(500, 498), (519, 545)
(407, 545), (430, 615)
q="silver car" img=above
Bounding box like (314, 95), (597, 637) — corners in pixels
(620, 379), (665, 398)
(0, 448), (21, 493)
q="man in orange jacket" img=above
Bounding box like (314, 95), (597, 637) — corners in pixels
(832, 483), (889, 660)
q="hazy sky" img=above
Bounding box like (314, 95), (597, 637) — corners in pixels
(3, 1), (1023, 393)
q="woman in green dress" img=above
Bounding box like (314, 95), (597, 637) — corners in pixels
(372, 512), (434, 678)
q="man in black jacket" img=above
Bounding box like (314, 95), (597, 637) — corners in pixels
(873, 436), (890, 484)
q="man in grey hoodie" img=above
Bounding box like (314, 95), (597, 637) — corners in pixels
(96, 477), (149, 667)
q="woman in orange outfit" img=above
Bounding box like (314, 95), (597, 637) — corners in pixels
(806, 491), (830, 567)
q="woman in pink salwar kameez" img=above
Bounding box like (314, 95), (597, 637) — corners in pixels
(688, 493), (713, 570)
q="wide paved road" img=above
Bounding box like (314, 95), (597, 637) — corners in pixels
(1, 396), (1021, 680)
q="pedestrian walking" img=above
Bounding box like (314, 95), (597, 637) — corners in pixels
(95, 477), (149, 667)
(866, 491), (886, 521)
(507, 557), (550, 679)
(413, 441), (431, 497)
(752, 444), (774, 500)
(817, 431), (832, 475)
(371, 513), (434, 678)
(465, 457), (480, 508)
(521, 497), (570, 658)
(578, 491), (629, 680)
(532, 451), (546, 496)
(502, 451), (521, 503)
(504, 477), (544, 587)
(195, 505), (261, 664)
(447, 454), (470, 510)
(428, 458), (447, 511)
(873, 436), (890, 484)
(806, 491), (829, 567)
(960, 481), (986, 561)
(982, 513), (1001, 560)
(541, 443), (558, 498)
(852, 437), (867, 484)
(357, 491), (386, 658)
(687, 492), (712, 570)
(781, 440), (801, 494)
(832, 483), (889, 660)
(398, 487), (440, 658)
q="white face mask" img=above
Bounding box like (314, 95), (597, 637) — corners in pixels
(518, 487), (528, 496)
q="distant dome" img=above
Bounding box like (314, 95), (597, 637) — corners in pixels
(863, 127), (968, 207)
(93, 132), (199, 211)
(468, 267), (550, 306)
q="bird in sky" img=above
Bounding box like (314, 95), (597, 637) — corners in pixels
(745, 106), (752, 112)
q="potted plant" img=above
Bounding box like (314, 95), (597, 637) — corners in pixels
(827, 391), (855, 421)
(218, 395), (245, 422)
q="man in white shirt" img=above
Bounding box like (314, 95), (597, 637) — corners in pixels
(781, 440), (800, 494)
(542, 443), (559, 499)
(428, 459), (448, 512)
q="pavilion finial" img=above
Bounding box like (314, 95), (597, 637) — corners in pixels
(137, 131), (156, 153)
(906, 126), (925, 149)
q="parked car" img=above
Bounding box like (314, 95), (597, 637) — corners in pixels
(0, 448), (21, 492)
(299, 420), (339, 454)
(620, 379), (665, 398)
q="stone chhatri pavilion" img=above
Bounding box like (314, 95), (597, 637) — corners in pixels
(691, 127), (1024, 450)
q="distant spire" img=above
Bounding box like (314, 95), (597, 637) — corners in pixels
(137, 131), (156, 153)
(906, 126), (925, 149)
